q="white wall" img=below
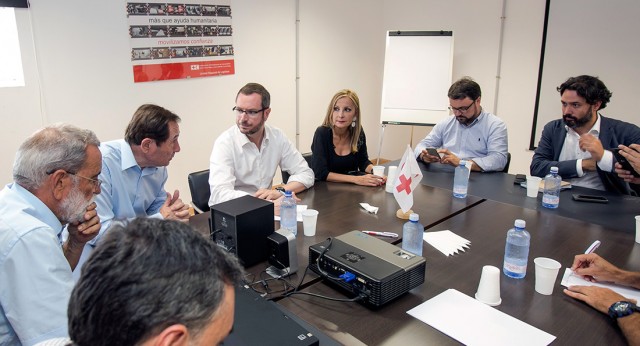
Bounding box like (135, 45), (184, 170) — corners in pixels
(1, 0), (549, 203)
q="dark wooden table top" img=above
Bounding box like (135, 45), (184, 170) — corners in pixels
(190, 181), (483, 289)
(415, 161), (640, 233)
(277, 199), (640, 345)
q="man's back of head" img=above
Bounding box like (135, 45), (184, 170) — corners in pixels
(67, 218), (243, 346)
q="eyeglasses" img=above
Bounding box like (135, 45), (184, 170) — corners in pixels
(47, 169), (102, 188)
(233, 106), (266, 117)
(448, 100), (476, 113)
(68, 172), (102, 188)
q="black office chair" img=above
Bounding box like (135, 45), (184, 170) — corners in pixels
(187, 169), (211, 214)
(281, 152), (313, 183)
(502, 152), (511, 173)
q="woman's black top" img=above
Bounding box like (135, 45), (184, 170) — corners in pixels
(310, 126), (372, 181)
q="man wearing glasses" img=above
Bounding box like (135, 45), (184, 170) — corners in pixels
(530, 75), (640, 194)
(208, 82), (314, 212)
(73, 104), (191, 277)
(415, 77), (509, 172)
(0, 124), (102, 345)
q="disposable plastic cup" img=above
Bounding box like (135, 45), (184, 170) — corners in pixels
(534, 257), (562, 295)
(526, 176), (542, 198)
(475, 265), (501, 306)
(302, 209), (319, 237)
(635, 216), (640, 244)
(372, 165), (385, 177)
(385, 166), (398, 193)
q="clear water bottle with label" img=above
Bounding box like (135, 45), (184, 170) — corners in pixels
(280, 190), (297, 236)
(542, 166), (561, 209)
(402, 213), (424, 256)
(503, 219), (530, 279)
(453, 160), (470, 198)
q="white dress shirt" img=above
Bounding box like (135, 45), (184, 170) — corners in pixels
(559, 114), (613, 190)
(208, 125), (314, 206)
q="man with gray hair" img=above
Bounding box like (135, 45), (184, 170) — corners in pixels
(0, 124), (102, 345)
(67, 218), (243, 346)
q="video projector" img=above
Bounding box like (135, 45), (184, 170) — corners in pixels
(308, 231), (426, 307)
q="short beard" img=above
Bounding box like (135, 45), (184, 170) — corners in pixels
(563, 106), (593, 129)
(60, 181), (93, 224)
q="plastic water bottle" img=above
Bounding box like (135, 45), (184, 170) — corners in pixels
(453, 160), (470, 198)
(280, 190), (297, 236)
(503, 219), (530, 279)
(542, 166), (561, 209)
(402, 213), (424, 256)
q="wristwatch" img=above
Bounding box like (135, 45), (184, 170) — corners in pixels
(608, 301), (640, 319)
(275, 186), (286, 195)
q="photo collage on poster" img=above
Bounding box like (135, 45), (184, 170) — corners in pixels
(127, 2), (233, 62)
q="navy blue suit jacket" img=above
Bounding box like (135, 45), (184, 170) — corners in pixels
(530, 115), (640, 195)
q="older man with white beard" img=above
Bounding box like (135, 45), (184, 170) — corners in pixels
(0, 124), (102, 346)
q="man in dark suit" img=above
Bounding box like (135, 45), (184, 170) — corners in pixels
(530, 75), (640, 194)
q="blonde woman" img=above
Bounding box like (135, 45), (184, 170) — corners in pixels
(311, 89), (385, 186)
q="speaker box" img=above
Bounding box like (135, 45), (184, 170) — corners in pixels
(266, 229), (298, 277)
(210, 195), (274, 267)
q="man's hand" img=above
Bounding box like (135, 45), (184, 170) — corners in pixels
(418, 149), (442, 163)
(582, 158), (597, 172)
(615, 144), (640, 183)
(571, 253), (623, 284)
(579, 133), (605, 161)
(615, 162), (640, 184)
(67, 202), (101, 245)
(438, 149), (461, 167)
(160, 190), (191, 222)
(255, 188), (282, 201)
(563, 285), (631, 314)
(255, 188), (302, 202)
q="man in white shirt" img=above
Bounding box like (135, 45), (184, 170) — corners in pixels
(209, 83), (314, 211)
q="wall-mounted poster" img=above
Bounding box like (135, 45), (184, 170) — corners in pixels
(126, 1), (234, 83)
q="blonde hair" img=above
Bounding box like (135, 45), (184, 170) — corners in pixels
(321, 89), (362, 153)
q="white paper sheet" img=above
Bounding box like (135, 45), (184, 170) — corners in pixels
(423, 230), (470, 256)
(560, 268), (640, 301)
(407, 289), (556, 346)
(274, 205), (307, 222)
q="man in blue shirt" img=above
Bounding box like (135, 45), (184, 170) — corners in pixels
(0, 124), (102, 345)
(75, 104), (190, 275)
(414, 77), (509, 172)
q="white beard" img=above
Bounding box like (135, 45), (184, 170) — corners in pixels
(60, 184), (94, 224)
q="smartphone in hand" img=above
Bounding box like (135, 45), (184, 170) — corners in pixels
(612, 148), (640, 177)
(425, 147), (442, 160)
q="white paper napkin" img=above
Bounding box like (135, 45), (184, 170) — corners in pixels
(423, 230), (470, 256)
(360, 202), (379, 214)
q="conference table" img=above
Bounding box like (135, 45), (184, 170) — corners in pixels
(414, 161), (640, 233)
(190, 166), (639, 345)
(191, 182), (482, 287)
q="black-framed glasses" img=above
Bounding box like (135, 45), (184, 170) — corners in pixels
(233, 106), (266, 117)
(448, 100), (476, 113)
(47, 169), (102, 188)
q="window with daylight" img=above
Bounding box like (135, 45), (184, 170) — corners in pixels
(0, 7), (25, 87)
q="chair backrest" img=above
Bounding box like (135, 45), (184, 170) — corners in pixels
(281, 152), (313, 183)
(502, 152), (511, 173)
(187, 169), (211, 214)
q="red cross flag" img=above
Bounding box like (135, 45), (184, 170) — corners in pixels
(392, 145), (423, 213)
